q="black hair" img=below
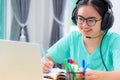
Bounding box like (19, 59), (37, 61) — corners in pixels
(77, 0), (108, 18)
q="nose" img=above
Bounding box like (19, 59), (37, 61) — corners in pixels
(81, 21), (88, 28)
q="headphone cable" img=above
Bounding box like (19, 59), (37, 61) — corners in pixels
(100, 30), (108, 71)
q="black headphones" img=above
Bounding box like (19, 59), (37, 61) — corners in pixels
(72, 0), (114, 31)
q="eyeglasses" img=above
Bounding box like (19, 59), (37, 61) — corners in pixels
(76, 15), (101, 27)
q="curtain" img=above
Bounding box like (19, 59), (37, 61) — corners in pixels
(0, 0), (5, 39)
(50, 0), (67, 46)
(10, 0), (30, 42)
(50, 0), (67, 68)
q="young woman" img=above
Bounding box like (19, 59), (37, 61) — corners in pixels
(42, 0), (120, 80)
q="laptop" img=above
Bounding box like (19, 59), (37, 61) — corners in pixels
(0, 40), (43, 80)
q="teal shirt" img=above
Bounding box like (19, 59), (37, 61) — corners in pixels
(47, 31), (120, 71)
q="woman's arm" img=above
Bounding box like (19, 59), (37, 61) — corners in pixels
(85, 70), (120, 80)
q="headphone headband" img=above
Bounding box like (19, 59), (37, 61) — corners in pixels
(104, 0), (113, 9)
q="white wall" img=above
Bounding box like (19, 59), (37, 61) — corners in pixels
(110, 0), (120, 34)
(6, 0), (12, 39)
(28, 0), (53, 50)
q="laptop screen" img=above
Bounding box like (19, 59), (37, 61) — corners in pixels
(0, 40), (43, 80)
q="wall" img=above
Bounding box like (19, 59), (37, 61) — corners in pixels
(110, 0), (120, 34)
(28, 0), (53, 50)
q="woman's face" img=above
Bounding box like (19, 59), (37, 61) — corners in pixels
(77, 5), (102, 38)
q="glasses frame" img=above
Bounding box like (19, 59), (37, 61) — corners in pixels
(76, 15), (101, 27)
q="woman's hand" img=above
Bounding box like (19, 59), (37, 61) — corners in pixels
(41, 54), (55, 73)
(85, 70), (108, 80)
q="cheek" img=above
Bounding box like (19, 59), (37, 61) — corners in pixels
(96, 23), (102, 31)
(78, 25), (82, 31)
(97, 21), (102, 30)
(93, 25), (102, 34)
(92, 21), (102, 31)
(77, 24), (82, 30)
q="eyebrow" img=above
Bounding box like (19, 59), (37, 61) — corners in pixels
(77, 15), (97, 19)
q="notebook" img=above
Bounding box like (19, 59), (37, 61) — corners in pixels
(0, 40), (43, 80)
(43, 68), (66, 80)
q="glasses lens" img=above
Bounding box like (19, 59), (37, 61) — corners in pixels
(77, 16), (84, 24)
(76, 16), (100, 27)
(87, 19), (96, 26)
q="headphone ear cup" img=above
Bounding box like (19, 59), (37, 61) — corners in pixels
(101, 10), (114, 30)
(72, 7), (77, 25)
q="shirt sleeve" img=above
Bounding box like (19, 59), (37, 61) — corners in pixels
(111, 36), (120, 70)
(47, 33), (73, 63)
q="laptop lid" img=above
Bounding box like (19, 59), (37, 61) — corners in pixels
(0, 40), (43, 80)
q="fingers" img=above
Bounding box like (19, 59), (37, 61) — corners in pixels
(85, 70), (97, 80)
(41, 57), (53, 73)
(85, 74), (96, 80)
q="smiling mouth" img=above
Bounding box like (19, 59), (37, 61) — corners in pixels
(83, 29), (92, 33)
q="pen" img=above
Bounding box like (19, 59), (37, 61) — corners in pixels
(84, 64), (89, 72)
(82, 59), (85, 71)
(40, 45), (49, 64)
(64, 59), (69, 72)
(82, 59), (85, 80)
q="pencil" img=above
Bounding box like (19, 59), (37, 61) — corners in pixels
(40, 45), (49, 64)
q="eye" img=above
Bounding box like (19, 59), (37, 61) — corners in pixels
(78, 17), (84, 21)
(87, 19), (95, 23)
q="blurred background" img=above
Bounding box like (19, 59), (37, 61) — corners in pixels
(5, 0), (71, 50)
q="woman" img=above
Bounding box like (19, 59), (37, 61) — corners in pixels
(42, 0), (120, 80)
